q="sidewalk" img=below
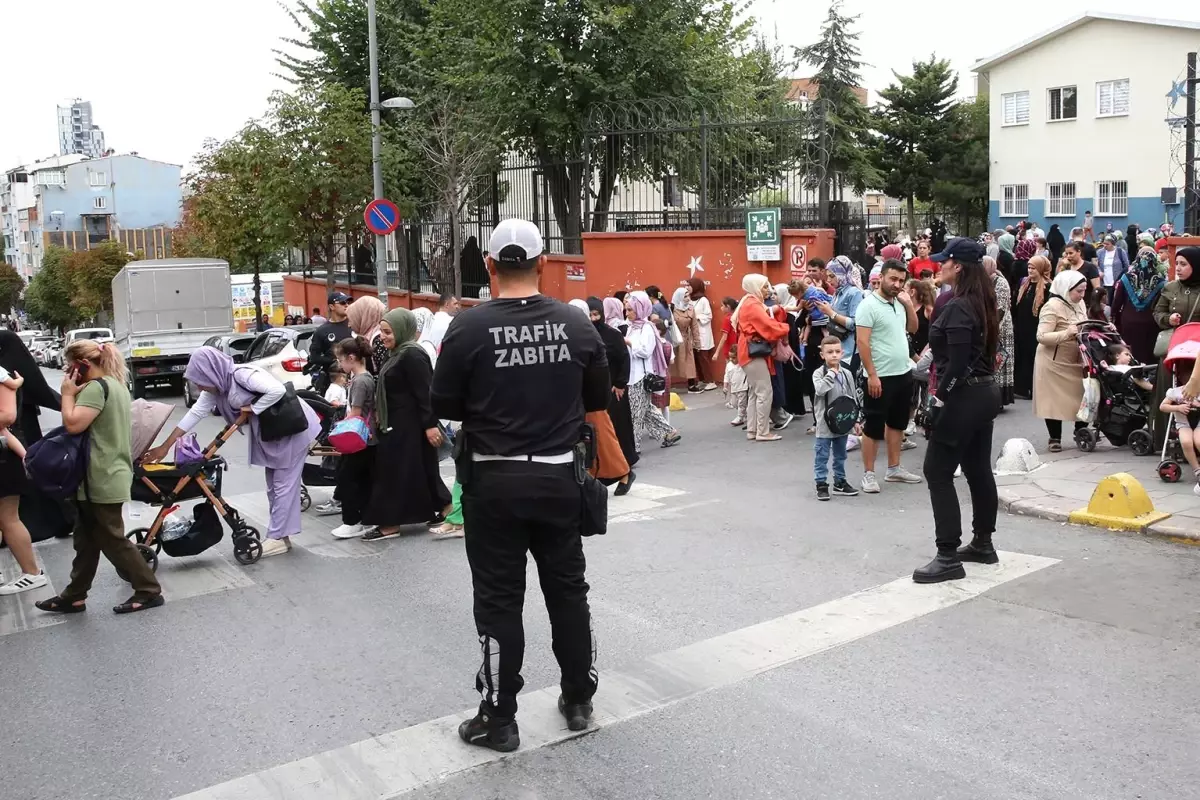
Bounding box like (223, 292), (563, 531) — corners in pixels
(997, 442), (1200, 543)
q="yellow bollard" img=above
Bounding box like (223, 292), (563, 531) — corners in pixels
(1069, 473), (1170, 532)
(669, 392), (687, 412)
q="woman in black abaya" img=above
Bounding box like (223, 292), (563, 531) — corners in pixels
(589, 297), (638, 472)
(1047, 224), (1066, 268)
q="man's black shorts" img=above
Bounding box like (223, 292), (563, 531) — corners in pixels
(862, 372), (913, 440)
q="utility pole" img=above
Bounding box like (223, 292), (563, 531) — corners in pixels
(367, 0), (387, 305)
(1186, 52), (1197, 235)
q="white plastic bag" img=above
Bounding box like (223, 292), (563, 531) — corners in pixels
(159, 511), (191, 542)
(1076, 377), (1100, 423)
(667, 319), (683, 347)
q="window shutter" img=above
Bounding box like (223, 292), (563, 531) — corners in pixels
(1016, 91), (1030, 123)
(1114, 80), (1129, 114)
(1098, 82), (1113, 116)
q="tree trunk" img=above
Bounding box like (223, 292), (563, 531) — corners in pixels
(449, 203), (462, 298)
(589, 136), (621, 235)
(907, 195), (917, 239)
(539, 145), (584, 255)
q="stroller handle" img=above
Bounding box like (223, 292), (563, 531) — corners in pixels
(203, 416), (247, 460)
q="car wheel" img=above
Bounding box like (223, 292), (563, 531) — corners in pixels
(183, 381), (195, 407)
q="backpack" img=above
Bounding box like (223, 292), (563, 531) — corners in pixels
(24, 379), (109, 499)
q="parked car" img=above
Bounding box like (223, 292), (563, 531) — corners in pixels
(45, 339), (65, 369)
(183, 333), (258, 407)
(64, 327), (115, 346)
(29, 336), (57, 367)
(240, 325), (316, 392)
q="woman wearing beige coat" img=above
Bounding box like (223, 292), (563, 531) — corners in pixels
(1034, 270), (1088, 452)
(670, 287), (699, 390)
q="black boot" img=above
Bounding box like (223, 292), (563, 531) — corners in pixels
(913, 552), (966, 584)
(558, 694), (593, 732)
(458, 708), (520, 753)
(957, 537), (999, 564)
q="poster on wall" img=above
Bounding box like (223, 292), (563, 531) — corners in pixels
(231, 284), (273, 323)
(565, 264), (586, 281)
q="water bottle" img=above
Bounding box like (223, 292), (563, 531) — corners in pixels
(159, 512), (190, 542)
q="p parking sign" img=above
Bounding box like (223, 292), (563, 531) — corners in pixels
(746, 208), (781, 261)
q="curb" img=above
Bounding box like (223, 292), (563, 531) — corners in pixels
(1000, 487), (1200, 544)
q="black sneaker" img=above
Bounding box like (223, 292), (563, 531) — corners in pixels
(458, 711), (520, 753)
(832, 479), (859, 497)
(816, 482), (831, 501)
(558, 694), (593, 732)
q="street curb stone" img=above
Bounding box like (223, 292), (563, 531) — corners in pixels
(1000, 486), (1200, 544)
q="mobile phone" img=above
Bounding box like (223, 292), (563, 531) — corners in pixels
(73, 362), (90, 385)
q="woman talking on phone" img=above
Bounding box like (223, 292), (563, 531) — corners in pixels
(35, 341), (164, 614)
(913, 238), (1002, 585)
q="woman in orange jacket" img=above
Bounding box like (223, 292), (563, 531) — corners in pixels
(733, 274), (791, 441)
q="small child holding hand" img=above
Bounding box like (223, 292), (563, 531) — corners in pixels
(0, 365), (26, 456)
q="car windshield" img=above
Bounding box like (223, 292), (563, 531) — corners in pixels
(229, 338), (254, 354)
(75, 330), (111, 340)
(259, 334), (293, 359)
(294, 332), (313, 357)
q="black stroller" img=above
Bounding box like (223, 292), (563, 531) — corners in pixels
(297, 389), (344, 512)
(126, 419), (264, 571)
(1072, 321), (1155, 455)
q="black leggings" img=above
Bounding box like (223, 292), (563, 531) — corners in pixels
(1045, 419), (1088, 441)
(925, 385), (1000, 552)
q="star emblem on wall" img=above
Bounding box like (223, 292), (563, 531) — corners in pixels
(686, 255), (704, 278)
(1167, 79), (1187, 109)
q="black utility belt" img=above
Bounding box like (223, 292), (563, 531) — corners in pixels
(964, 375), (995, 386)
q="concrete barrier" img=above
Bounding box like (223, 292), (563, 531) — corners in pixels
(1069, 473), (1171, 532)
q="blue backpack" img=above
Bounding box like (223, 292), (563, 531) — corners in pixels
(24, 379), (109, 499)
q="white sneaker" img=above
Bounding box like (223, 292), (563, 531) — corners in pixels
(730, 416), (745, 426)
(331, 523), (372, 539)
(260, 537), (293, 557)
(861, 472), (880, 493)
(703, 382), (718, 392)
(904, 421), (917, 436)
(901, 438), (918, 451)
(0, 572), (48, 595)
(314, 500), (342, 517)
(886, 467), (923, 484)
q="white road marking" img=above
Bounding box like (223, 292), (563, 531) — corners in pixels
(0, 548), (63, 637)
(172, 551), (1058, 800)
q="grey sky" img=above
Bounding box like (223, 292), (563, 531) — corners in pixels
(4, 0), (1195, 174)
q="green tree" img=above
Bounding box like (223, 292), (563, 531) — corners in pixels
(931, 94), (989, 236)
(871, 57), (958, 236)
(24, 247), (78, 331)
(64, 240), (136, 318)
(0, 263), (24, 314)
(795, 0), (880, 205)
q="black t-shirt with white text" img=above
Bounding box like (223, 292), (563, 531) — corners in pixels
(430, 296), (610, 456)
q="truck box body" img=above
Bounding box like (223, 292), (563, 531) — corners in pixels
(112, 258), (234, 396)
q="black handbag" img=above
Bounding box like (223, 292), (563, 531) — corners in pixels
(257, 382), (309, 441)
(575, 426), (607, 536)
(643, 371), (666, 393)
(747, 337), (773, 358)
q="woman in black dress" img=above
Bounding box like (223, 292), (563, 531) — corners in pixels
(363, 308), (452, 538)
(589, 297), (638, 473)
(1012, 255), (1052, 399)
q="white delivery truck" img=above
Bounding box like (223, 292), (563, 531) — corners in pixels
(112, 258), (234, 398)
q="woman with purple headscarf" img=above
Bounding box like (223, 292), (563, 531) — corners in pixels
(625, 291), (681, 451)
(143, 347), (320, 557)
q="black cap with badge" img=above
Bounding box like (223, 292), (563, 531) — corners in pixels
(328, 291), (353, 305)
(929, 236), (986, 264)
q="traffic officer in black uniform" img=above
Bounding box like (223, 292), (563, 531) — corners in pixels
(431, 218), (610, 752)
(306, 291), (353, 392)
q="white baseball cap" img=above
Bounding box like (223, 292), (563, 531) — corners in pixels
(488, 218), (544, 266)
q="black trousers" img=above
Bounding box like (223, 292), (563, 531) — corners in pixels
(462, 461), (597, 720)
(923, 384), (1001, 553)
(336, 447), (374, 526)
(1045, 419), (1088, 441)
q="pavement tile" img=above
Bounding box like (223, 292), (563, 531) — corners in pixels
(1145, 519), (1200, 542)
(1032, 478), (1102, 502)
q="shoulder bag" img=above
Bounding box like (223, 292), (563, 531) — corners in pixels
(257, 381), (309, 441)
(822, 371), (859, 436)
(747, 337), (773, 358)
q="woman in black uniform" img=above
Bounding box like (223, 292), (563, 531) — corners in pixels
(913, 238), (1002, 584)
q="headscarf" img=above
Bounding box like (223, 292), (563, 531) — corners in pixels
(586, 296), (605, 321)
(603, 297), (625, 329)
(982, 255), (997, 277)
(346, 296), (386, 340)
(687, 277), (706, 298)
(1178, 247), (1200, 288)
(828, 256), (858, 292)
(1017, 255), (1052, 315)
(1049, 269), (1088, 317)
(986, 242), (1000, 261)
(568, 298), (591, 316)
(773, 283), (794, 310)
(1014, 237), (1037, 261)
(997, 233), (1016, 255)
(184, 346), (241, 423)
(376, 308), (424, 433)
(671, 287), (692, 311)
(731, 274), (770, 327)
(0, 330), (59, 413)
(881, 244), (902, 261)
(627, 290), (669, 382)
(1139, 232), (1156, 248)
(869, 264), (883, 285)
(412, 307), (434, 334)
(1047, 224), (1065, 249)
(1120, 246), (1166, 312)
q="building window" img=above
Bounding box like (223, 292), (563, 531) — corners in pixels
(1096, 79), (1130, 118)
(1001, 184), (1029, 216)
(89, 171), (107, 187)
(37, 170), (65, 187)
(1002, 91), (1030, 125)
(93, 196), (108, 210)
(1094, 181), (1128, 216)
(1046, 182), (1077, 216)
(1047, 86), (1077, 122)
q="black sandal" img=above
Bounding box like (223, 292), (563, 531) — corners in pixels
(614, 471), (636, 496)
(34, 596), (86, 614)
(113, 595), (165, 615)
(1048, 440), (1063, 453)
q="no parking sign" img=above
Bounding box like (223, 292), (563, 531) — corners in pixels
(789, 244), (807, 279)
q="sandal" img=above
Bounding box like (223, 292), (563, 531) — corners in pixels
(431, 524), (465, 541)
(113, 595), (165, 615)
(34, 596), (86, 614)
(1048, 440), (1063, 453)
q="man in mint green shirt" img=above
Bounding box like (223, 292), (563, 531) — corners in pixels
(855, 260), (921, 493)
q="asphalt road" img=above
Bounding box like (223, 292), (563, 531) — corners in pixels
(1, 371), (1197, 800)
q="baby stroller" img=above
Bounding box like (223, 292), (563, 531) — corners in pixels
(127, 419), (264, 570)
(1156, 328), (1200, 483)
(1072, 321), (1155, 455)
(297, 388), (343, 512)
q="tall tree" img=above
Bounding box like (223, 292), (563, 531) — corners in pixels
(795, 0), (880, 206)
(0, 264), (24, 315)
(23, 247), (78, 331)
(64, 241), (136, 318)
(871, 57), (957, 236)
(931, 94), (989, 236)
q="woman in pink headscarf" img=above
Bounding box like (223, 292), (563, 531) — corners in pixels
(625, 291), (681, 451)
(881, 243), (903, 263)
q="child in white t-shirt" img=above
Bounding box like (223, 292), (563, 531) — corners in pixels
(323, 369), (348, 407)
(1160, 360), (1200, 489)
(724, 347), (748, 426)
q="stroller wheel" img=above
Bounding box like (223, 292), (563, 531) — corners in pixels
(1129, 429), (1153, 457)
(1158, 460), (1183, 483)
(234, 538), (263, 565)
(241, 525), (262, 542)
(126, 527), (162, 554)
(300, 486), (312, 512)
(1074, 429), (1096, 453)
